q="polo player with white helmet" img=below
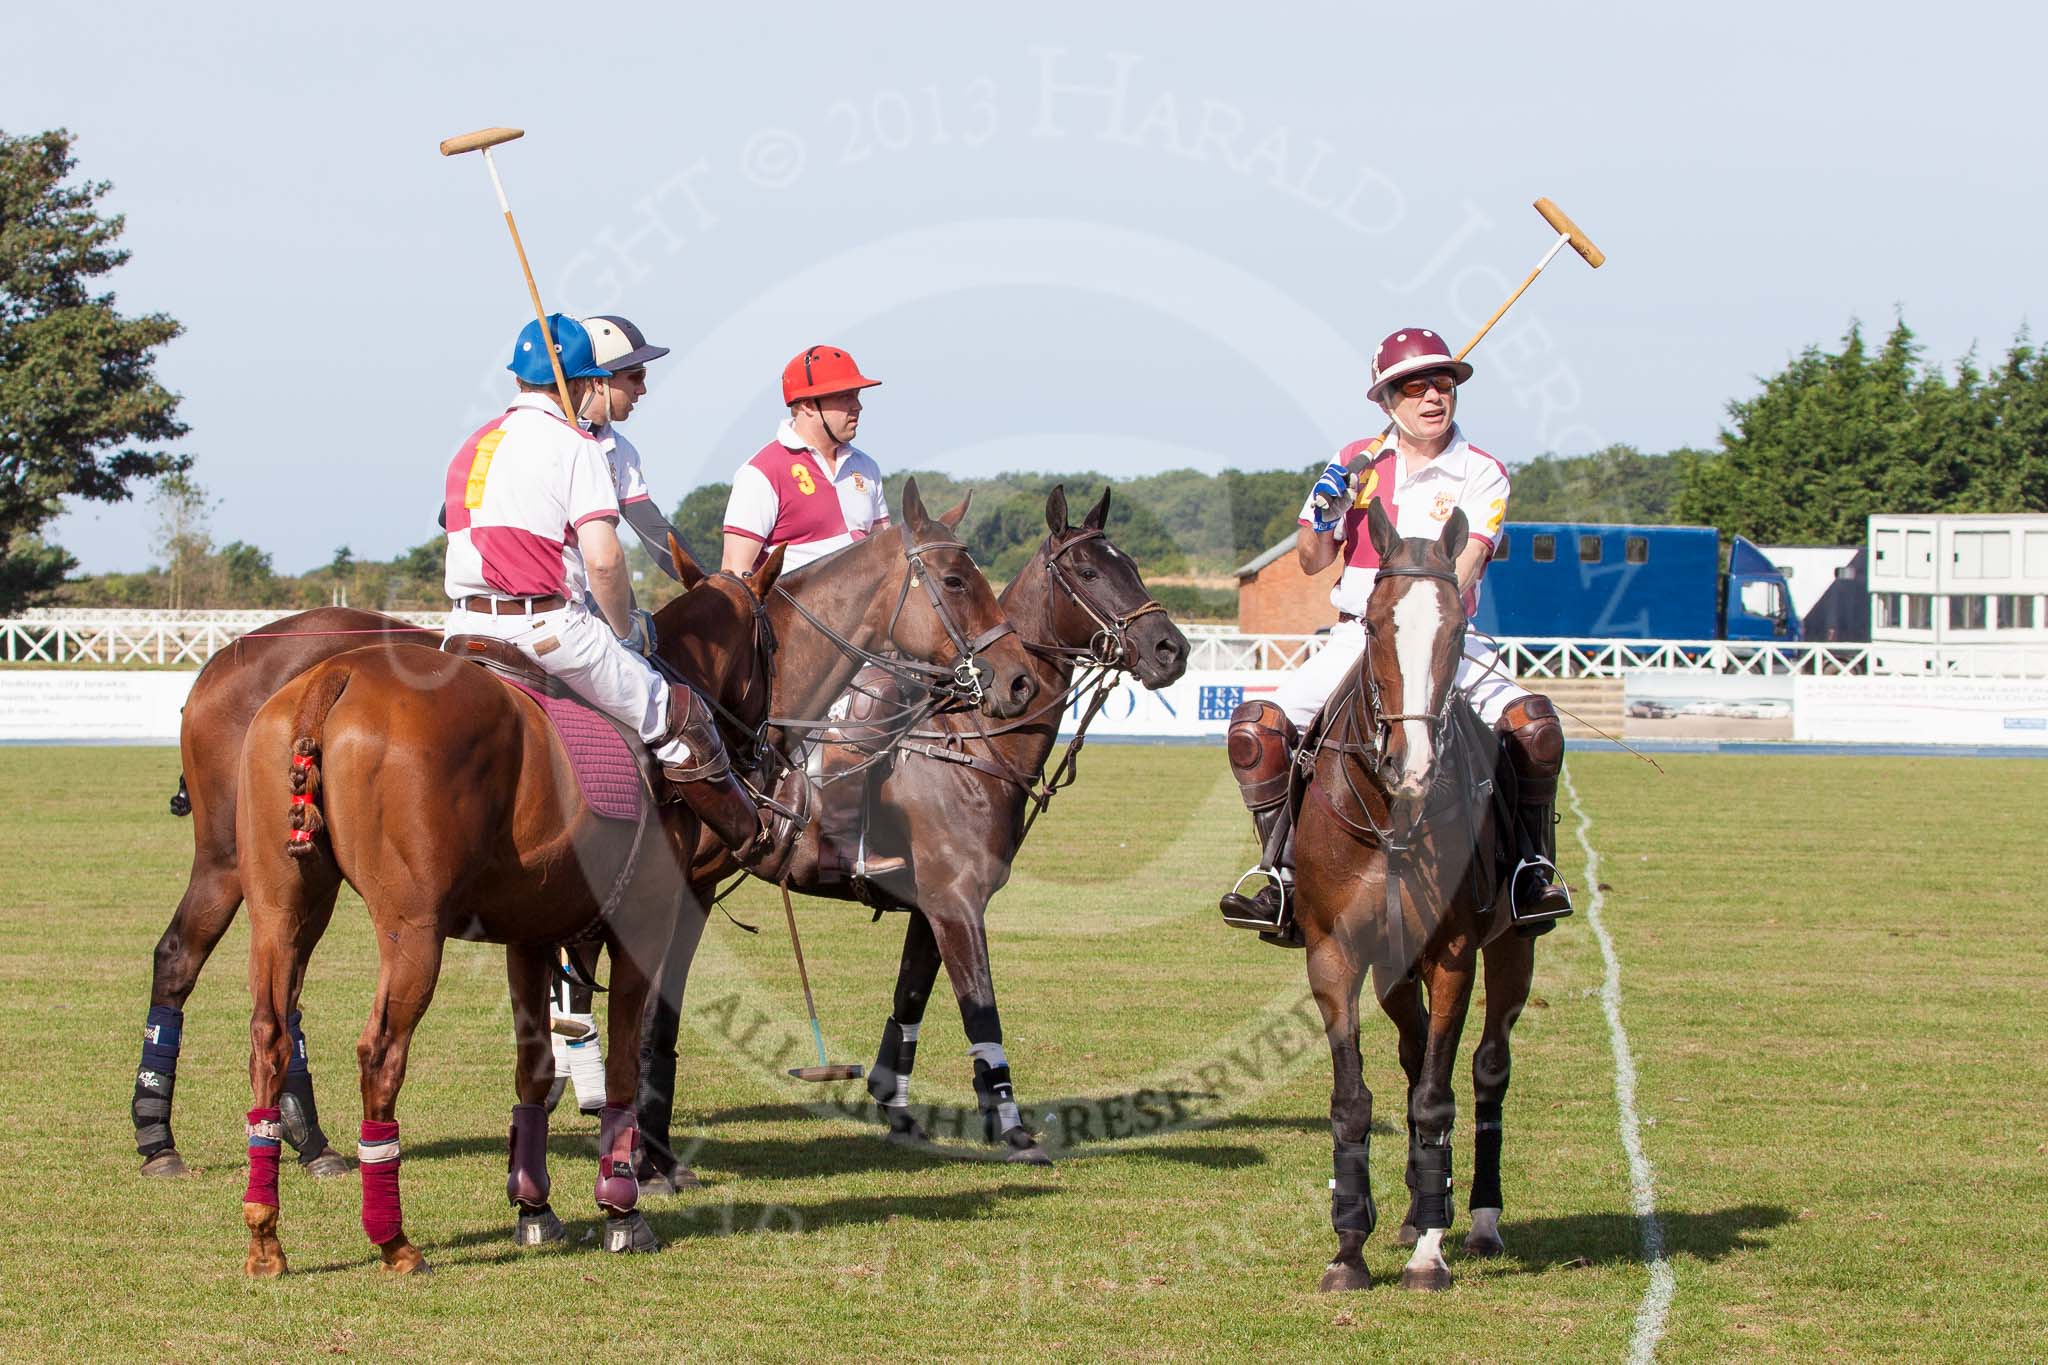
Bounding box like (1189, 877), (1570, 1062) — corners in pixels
(1219, 327), (1573, 936)
(442, 315), (770, 859)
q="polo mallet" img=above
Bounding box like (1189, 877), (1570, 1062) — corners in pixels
(1345, 196), (1606, 473)
(779, 881), (864, 1082)
(438, 127), (579, 424)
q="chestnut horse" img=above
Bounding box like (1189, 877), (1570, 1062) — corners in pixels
(134, 607), (441, 1178)
(235, 481), (1035, 1275)
(777, 486), (1189, 1164)
(1292, 501), (1533, 1294)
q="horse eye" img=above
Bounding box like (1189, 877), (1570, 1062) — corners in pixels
(943, 575), (966, 592)
(1079, 567), (1100, 581)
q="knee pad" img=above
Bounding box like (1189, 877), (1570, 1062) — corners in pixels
(1226, 701), (1297, 809)
(1496, 696), (1563, 788)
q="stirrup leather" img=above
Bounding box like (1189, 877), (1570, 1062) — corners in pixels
(1220, 864), (1291, 932)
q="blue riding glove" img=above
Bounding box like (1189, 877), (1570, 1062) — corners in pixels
(1307, 458), (1352, 533)
(617, 608), (658, 658)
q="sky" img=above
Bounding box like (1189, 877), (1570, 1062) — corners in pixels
(15, 1), (2046, 573)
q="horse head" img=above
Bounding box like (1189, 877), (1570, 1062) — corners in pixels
(652, 543), (787, 739)
(891, 477), (1039, 719)
(1359, 499), (1468, 803)
(1033, 485), (1189, 689)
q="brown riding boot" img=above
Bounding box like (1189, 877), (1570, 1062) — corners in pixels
(1218, 700), (1299, 944)
(659, 684), (770, 866)
(1497, 696), (1572, 935)
(811, 740), (906, 885)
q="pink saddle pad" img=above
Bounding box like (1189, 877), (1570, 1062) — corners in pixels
(503, 679), (645, 822)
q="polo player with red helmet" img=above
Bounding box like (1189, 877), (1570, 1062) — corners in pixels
(1219, 327), (1572, 937)
(720, 346), (905, 885)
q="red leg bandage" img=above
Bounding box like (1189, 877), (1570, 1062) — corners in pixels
(243, 1106), (283, 1207)
(358, 1119), (403, 1245)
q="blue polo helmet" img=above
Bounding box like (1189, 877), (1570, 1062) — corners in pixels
(507, 314), (610, 384)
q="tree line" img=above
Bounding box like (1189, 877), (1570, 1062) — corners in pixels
(7, 127), (2046, 618)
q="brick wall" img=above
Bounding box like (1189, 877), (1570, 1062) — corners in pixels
(1238, 543), (1344, 635)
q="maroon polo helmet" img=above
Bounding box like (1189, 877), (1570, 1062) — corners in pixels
(1368, 327), (1473, 401)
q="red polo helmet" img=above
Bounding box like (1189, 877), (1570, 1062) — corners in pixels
(1368, 327), (1473, 401)
(782, 345), (882, 404)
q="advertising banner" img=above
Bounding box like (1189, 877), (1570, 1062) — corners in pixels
(0, 671), (198, 743)
(1793, 675), (2048, 746)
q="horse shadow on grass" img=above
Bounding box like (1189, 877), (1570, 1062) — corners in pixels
(1451, 1203), (1794, 1273)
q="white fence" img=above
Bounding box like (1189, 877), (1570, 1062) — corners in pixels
(7, 613), (2048, 679)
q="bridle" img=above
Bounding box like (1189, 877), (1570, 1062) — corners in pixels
(1029, 527), (1171, 670)
(1348, 560), (1466, 776)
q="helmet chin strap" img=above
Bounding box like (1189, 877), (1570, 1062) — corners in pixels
(578, 378), (611, 431)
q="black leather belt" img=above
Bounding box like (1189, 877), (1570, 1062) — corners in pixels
(459, 594), (567, 615)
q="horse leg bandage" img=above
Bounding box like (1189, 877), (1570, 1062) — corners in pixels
(1330, 1138), (1377, 1237)
(1469, 1101), (1504, 1211)
(280, 1011), (331, 1161)
(1409, 1128), (1454, 1231)
(969, 1042), (1022, 1142)
(507, 1103), (551, 1209)
(243, 1107), (283, 1207)
(867, 1019), (919, 1117)
(358, 1120), (403, 1245)
(594, 1106), (640, 1213)
(134, 1006), (183, 1158)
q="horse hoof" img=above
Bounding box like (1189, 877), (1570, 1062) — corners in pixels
(883, 1117), (932, 1147)
(379, 1241), (431, 1275)
(300, 1148), (354, 1180)
(1394, 1222), (1419, 1249)
(1399, 1264), (1453, 1292)
(244, 1247), (288, 1278)
(242, 1202), (286, 1278)
(637, 1166), (700, 1199)
(997, 1125), (1053, 1166)
(1317, 1259), (1372, 1293)
(1462, 1231), (1505, 1258)
(514, 1205), (565, 1247)
(140, 1150), (190, 1179)
(602, 1210), (661, 1254)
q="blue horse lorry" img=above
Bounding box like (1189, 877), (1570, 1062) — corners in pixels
(1469, 523), (1865, 642)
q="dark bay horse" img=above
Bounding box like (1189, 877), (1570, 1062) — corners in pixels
(1292, 500), (1534, 1294)
(235, 481), (1034, 1275)
(799, 486), (1188, 1163)
(135, 607), (443, 1178)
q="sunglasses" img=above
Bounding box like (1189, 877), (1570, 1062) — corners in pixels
(1393, 371), (1459, 398)
(612, 367), (647, 385)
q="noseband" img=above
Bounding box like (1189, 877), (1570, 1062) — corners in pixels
(1035, 528), (1171, 668)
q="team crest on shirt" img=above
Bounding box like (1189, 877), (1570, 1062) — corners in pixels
(1431, 491), (1455, 521)
(791, 464), (817, 496)
(852, 473), (865, 491)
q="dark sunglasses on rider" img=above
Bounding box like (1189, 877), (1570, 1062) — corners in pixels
(1394, 370), (1459, 398)
(611, 367), (648, 385)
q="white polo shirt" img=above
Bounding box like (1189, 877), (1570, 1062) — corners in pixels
(1297, 422), (1510, 618)
(722, 419), (890, 571)
(599, 426), (653, 509)
(443, 393), (620, 601)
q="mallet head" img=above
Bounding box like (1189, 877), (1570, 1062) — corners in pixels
(1534, 197), (1605, 268)
(439, 127), (524, 157)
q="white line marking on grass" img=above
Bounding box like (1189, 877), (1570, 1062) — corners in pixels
(1563, 764), (1674, 1364)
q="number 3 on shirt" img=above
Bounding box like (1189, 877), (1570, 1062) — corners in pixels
(790, 463), (817, 496)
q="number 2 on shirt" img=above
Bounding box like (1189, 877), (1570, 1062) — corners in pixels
(464, 428), (507, 509)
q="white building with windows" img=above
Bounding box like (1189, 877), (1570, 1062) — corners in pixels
(1868, 514), (2047, 647)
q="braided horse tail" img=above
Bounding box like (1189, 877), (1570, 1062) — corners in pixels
(284, 665), (352, 859)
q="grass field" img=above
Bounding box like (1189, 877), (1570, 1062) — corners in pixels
(1, 744), (2043, 1362)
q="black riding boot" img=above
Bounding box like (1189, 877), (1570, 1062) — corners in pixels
(1510, 800), (1572, 936)
(1219, 804), (1300, 947)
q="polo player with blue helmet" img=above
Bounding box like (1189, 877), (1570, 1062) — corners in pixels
(441, 315), (767, 863)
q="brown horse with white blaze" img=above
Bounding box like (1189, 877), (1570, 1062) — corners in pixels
(1292, 500), (1535, 1294)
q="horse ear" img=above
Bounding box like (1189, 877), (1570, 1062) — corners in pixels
(668, 533), (706, 589)
(1084, 485), (1111, 531)
(939, 487), (972, 529)
(900, 476), (930, 533)
(1439, 508), (1469, 564)
(750, 542), (787, 597)
(1045, 484), (1069, 535)
(1367, 497), (1401, 560)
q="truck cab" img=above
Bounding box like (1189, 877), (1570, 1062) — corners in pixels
(1722, 536), (1799, 641)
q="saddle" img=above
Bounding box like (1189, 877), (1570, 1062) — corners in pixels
(442, 635), (652, 823)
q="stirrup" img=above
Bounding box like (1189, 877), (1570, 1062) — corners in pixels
(1220, 865), (1290, 932)
(1509, 855), (1573, 928)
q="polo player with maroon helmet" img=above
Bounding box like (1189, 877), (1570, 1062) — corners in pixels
(721, 346), (906, 886)
(1219, 327), (1573, 938)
